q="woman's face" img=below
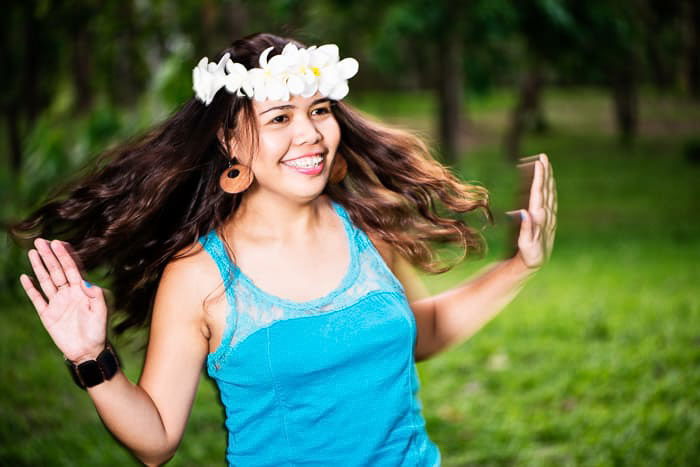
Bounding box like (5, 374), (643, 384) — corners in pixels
(234, 91), (342, 203)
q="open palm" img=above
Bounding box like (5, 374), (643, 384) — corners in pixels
(510, 153), (558, 270)
(20, 239), (107, 362)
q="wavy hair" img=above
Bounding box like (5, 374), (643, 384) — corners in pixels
(9, 32), (493, 335)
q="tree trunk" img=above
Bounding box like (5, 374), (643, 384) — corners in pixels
(611, 62), (638, 145)
(22, 2), (39, 123)
(224, 0), (249, 43)
(6, 110), (23, 173)
(683, 0), (700, 98)
(436, 21), (464, 165)
(72, 27), (93, 114)
(114, 0), (140, 107)
(504, 64), (544, 161)
(200, 0), (219, 54)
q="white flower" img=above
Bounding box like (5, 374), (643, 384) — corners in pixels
(224, 60), (251, 97)
(192, 42), (359, 105)
(192, 53), (230, 105)
(282, 43), (320, 97)
(247, 46), (295, 101)
(310, 45), (359, 100)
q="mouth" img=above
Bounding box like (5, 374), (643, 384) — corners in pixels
(281, 152), (326, 175)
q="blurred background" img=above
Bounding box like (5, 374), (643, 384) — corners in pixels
(1, 0), (699, 465)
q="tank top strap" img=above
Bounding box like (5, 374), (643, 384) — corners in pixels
(331, 200), (408, 296)
(198, 230), (238, 291)
(329, 200), (373, 252)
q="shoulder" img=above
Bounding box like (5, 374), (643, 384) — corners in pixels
(164, 241), (217, 282)
(156, 240), (223, 313)
(365, 230), (431, 303)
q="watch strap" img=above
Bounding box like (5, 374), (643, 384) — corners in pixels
(65, 344), (120, 390)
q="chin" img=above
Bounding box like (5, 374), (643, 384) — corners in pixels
(289, 181), (328, 203)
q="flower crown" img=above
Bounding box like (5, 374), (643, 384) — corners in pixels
(192, 42), (359, 105)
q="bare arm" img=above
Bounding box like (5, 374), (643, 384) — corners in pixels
(407, 253), (537, 361)
(393, 154), (557, 361)
(20, 240), (210, 466)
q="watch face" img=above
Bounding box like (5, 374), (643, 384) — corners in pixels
(77, 360), (103, 387)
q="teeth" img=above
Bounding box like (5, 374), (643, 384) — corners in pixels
(284, 155), (323, 168)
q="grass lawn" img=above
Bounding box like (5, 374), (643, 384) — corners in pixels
(1, 88), (698, 466)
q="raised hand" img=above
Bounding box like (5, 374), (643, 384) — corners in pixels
(507, 153), (558, 270)
(19, 238), (108, 363)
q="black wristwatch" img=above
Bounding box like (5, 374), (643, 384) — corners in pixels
(65, 344), (120, 390)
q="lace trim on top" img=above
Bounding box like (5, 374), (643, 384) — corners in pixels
(199, 200), (406, 373)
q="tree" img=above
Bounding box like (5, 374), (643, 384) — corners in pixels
(504, 0), (578, 160)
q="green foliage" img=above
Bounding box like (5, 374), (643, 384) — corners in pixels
(2, 88), (698, 465)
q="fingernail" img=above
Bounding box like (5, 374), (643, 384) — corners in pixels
(84, 280), (92, 288)
(520, 211), (526, 220)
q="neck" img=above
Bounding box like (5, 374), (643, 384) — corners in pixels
(227, 190), (330, 244)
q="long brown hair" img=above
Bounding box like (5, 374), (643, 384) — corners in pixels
(9, 32), (492, 335)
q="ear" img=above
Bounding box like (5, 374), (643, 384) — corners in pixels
(217, 127), (238, 155)
(216, 127), (226, 146)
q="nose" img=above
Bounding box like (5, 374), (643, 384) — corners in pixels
(293, 113), (322, 146)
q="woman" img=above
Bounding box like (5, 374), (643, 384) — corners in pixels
(13, 32), (557, 466)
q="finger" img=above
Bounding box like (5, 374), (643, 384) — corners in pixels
(541, 158), (553, 231)
(34, 238), (68, 288)
(549, 178), (558, 233)
(547, 199), (557, 231)
(546, 227), (557, 260)
(552, 178), (558, 215)
(83, 282), (108, 316)
(547, 159), (555, 208)
(548, 221), (557, 248)
(59, 241), (87, 275)
(518, 154), (542, 163)
(51, 240), (84, 286)
(529, 161), (545, 213)
(27, 248), (57, 298)
(19, 274), (48, 314)
(532, 206), (548, 234)
(539, 154), (551, 209)
(532, 207), (543, 239)
(81, 279), (103, 300)
(547, 168), (556, 233)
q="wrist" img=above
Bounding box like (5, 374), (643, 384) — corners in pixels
(510, 252), (540, 277)
(64, 342), (120, 390)
(70, 350), (104, 365)
(65, 340), (108, 364)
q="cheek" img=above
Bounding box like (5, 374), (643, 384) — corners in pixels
(248, 137), (289, 178)
(323, 120), (341, 147)
(251, 134), (288, 170)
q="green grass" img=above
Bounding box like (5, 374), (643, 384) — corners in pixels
(420, 244), (700, 466)
(1, 87), (699, 465)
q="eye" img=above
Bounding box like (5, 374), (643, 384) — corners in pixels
(311, 106), (331, 116)
(270, 114), (289, 124)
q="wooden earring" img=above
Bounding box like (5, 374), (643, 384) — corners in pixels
(219, 158), (253, 193)
(329, 154), (347, 183)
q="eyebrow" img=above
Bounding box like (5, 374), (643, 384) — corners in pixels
(258, 98), (332, 115)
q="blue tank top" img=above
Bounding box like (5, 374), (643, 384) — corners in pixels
(198, 200), (441, 466)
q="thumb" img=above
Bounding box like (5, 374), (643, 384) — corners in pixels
(81, 280), (108, 317)
(81, 280), (103, 299)
(518, 209), (533, 241)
